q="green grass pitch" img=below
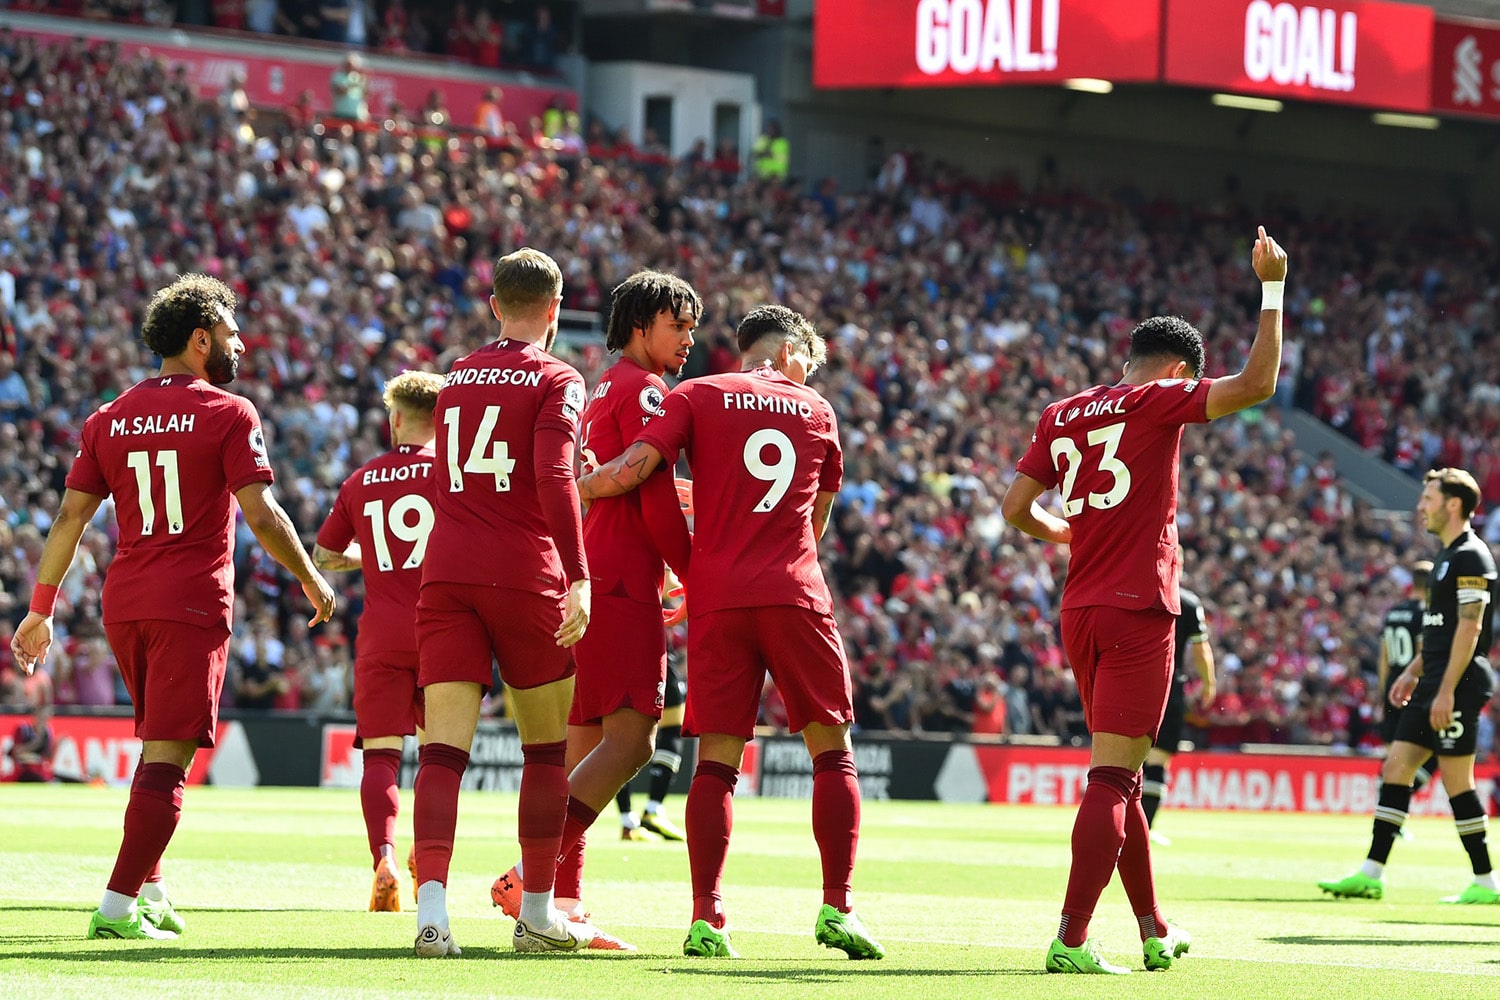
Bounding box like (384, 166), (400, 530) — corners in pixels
(2, 785), (1497, 999)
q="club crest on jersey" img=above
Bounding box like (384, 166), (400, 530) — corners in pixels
(639, 385), (666, 417)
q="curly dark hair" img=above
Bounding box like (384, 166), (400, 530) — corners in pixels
(140, 274), (238, 359)
(736, 304), (827, 370)
(603, 270), (703, 353)
(1127, 315), (1205, 379)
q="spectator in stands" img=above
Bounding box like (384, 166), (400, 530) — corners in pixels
(245, 0), (278, 34)
(529, 4), (558, 72)
(751, 119), (788, 182)
(474, 87), (505, 139)
(329, 52), (368, 123)
(0, 354), (32, 424)
(232, 615), (287, 710)
(6, 699), (55, 782)
(472, 9), (502, 68)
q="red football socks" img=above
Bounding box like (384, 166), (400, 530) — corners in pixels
(1058, 765), (1136, 947)
(812, 749), (860, 912)
(413, 742), (469, 888)
(361, 748), (402, 868)
(686, 760), (738, 927)
(557, 795), (600, 868)
(518, 740), (569, 895)
(106, 762), (185, 898)
(554, 831), (585, 900)
(1116, 772), (1168, 940)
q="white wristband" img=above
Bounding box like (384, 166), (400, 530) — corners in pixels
(1261, 281), (1284, 312)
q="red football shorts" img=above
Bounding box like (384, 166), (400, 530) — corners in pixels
(569, 594), (666, 725)
(105, 619), (232, 748)
(416, 582), (575, 691)
(1059, 605), (1176, 739)
(354, 649), (423, 746)
(685, 605), (851, 740)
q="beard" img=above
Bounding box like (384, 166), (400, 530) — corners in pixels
(205, 339), (239, 385)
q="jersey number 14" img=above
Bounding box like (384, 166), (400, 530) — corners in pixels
(444, 405), (517, 492)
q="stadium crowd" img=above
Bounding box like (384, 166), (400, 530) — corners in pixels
(3, 0), (569, 73)
(0, 34), (1496, 762)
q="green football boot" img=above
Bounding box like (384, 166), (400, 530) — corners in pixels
(137, 894), (186, 935)
(814, 904), (885, 960)
(683, 918), (738, 958)
(1317, 872), (1384, 899)
(1143, 924), (1191, 970)
(1045, 937), (1131, 974)
(87, 908), (177, 940)
(1440, 882), (1500, 904)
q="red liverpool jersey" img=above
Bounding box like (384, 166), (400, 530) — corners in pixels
(317, 443), (437, 655)
(423, 339), (587, 596)
(65, 374), (275, 629)
(580, 358), (673, 604)
(635, 366), (841, 616)
(1016, 377), (1215, 614)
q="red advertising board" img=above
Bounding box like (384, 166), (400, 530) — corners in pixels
(1163, 0), (1434, 112)
(1431, 17), (1500, 121)
(973, 745), (1498, 815)
(813, 0), (1162, 90)
(8, 23), (573, 128)
(1, 715), (215, 785)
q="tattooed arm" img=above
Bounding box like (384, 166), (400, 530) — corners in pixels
(813, 490), (836, 540)
(577, 440), (666, 504)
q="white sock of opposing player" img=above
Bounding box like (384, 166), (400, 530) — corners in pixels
(519, 890), (555, 928)
(99, 890), (136, 921)
(1477, 872), (1500, 891)
(1359, 860), (1385, 880)
(416, 880), (448, 930)
(645, 800), (663, 815)
(620, 811), (641, 830)
(139, 880), (167, 903)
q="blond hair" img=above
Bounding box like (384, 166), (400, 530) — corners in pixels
(382, 370), (444, 421)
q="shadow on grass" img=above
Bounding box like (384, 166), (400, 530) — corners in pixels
(1, 947), (1046, 975)
(0, 905), (333, 914)
(2, 946), (665, 962)
(1266, 935), (1489, 947)
(1212, 897), (1360, 905)
(665, 965), (1044, 981)
(1374, 920), (1500, 931)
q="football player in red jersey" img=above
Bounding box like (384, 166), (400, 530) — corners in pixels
(578, 304), (885, 961)
(408, 247), (607, 957)
(314, 370), (444, 914)
(10, 274), (337, 941)
(1003, 226), (1288, 974)
(489, 271), (695, 949)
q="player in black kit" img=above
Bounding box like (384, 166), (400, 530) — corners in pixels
(1320, 468), (1499, 904)
(1140, 585), (1216, 843)
(616, 653), (688, 841)
(1376, 559), (1436, 795)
